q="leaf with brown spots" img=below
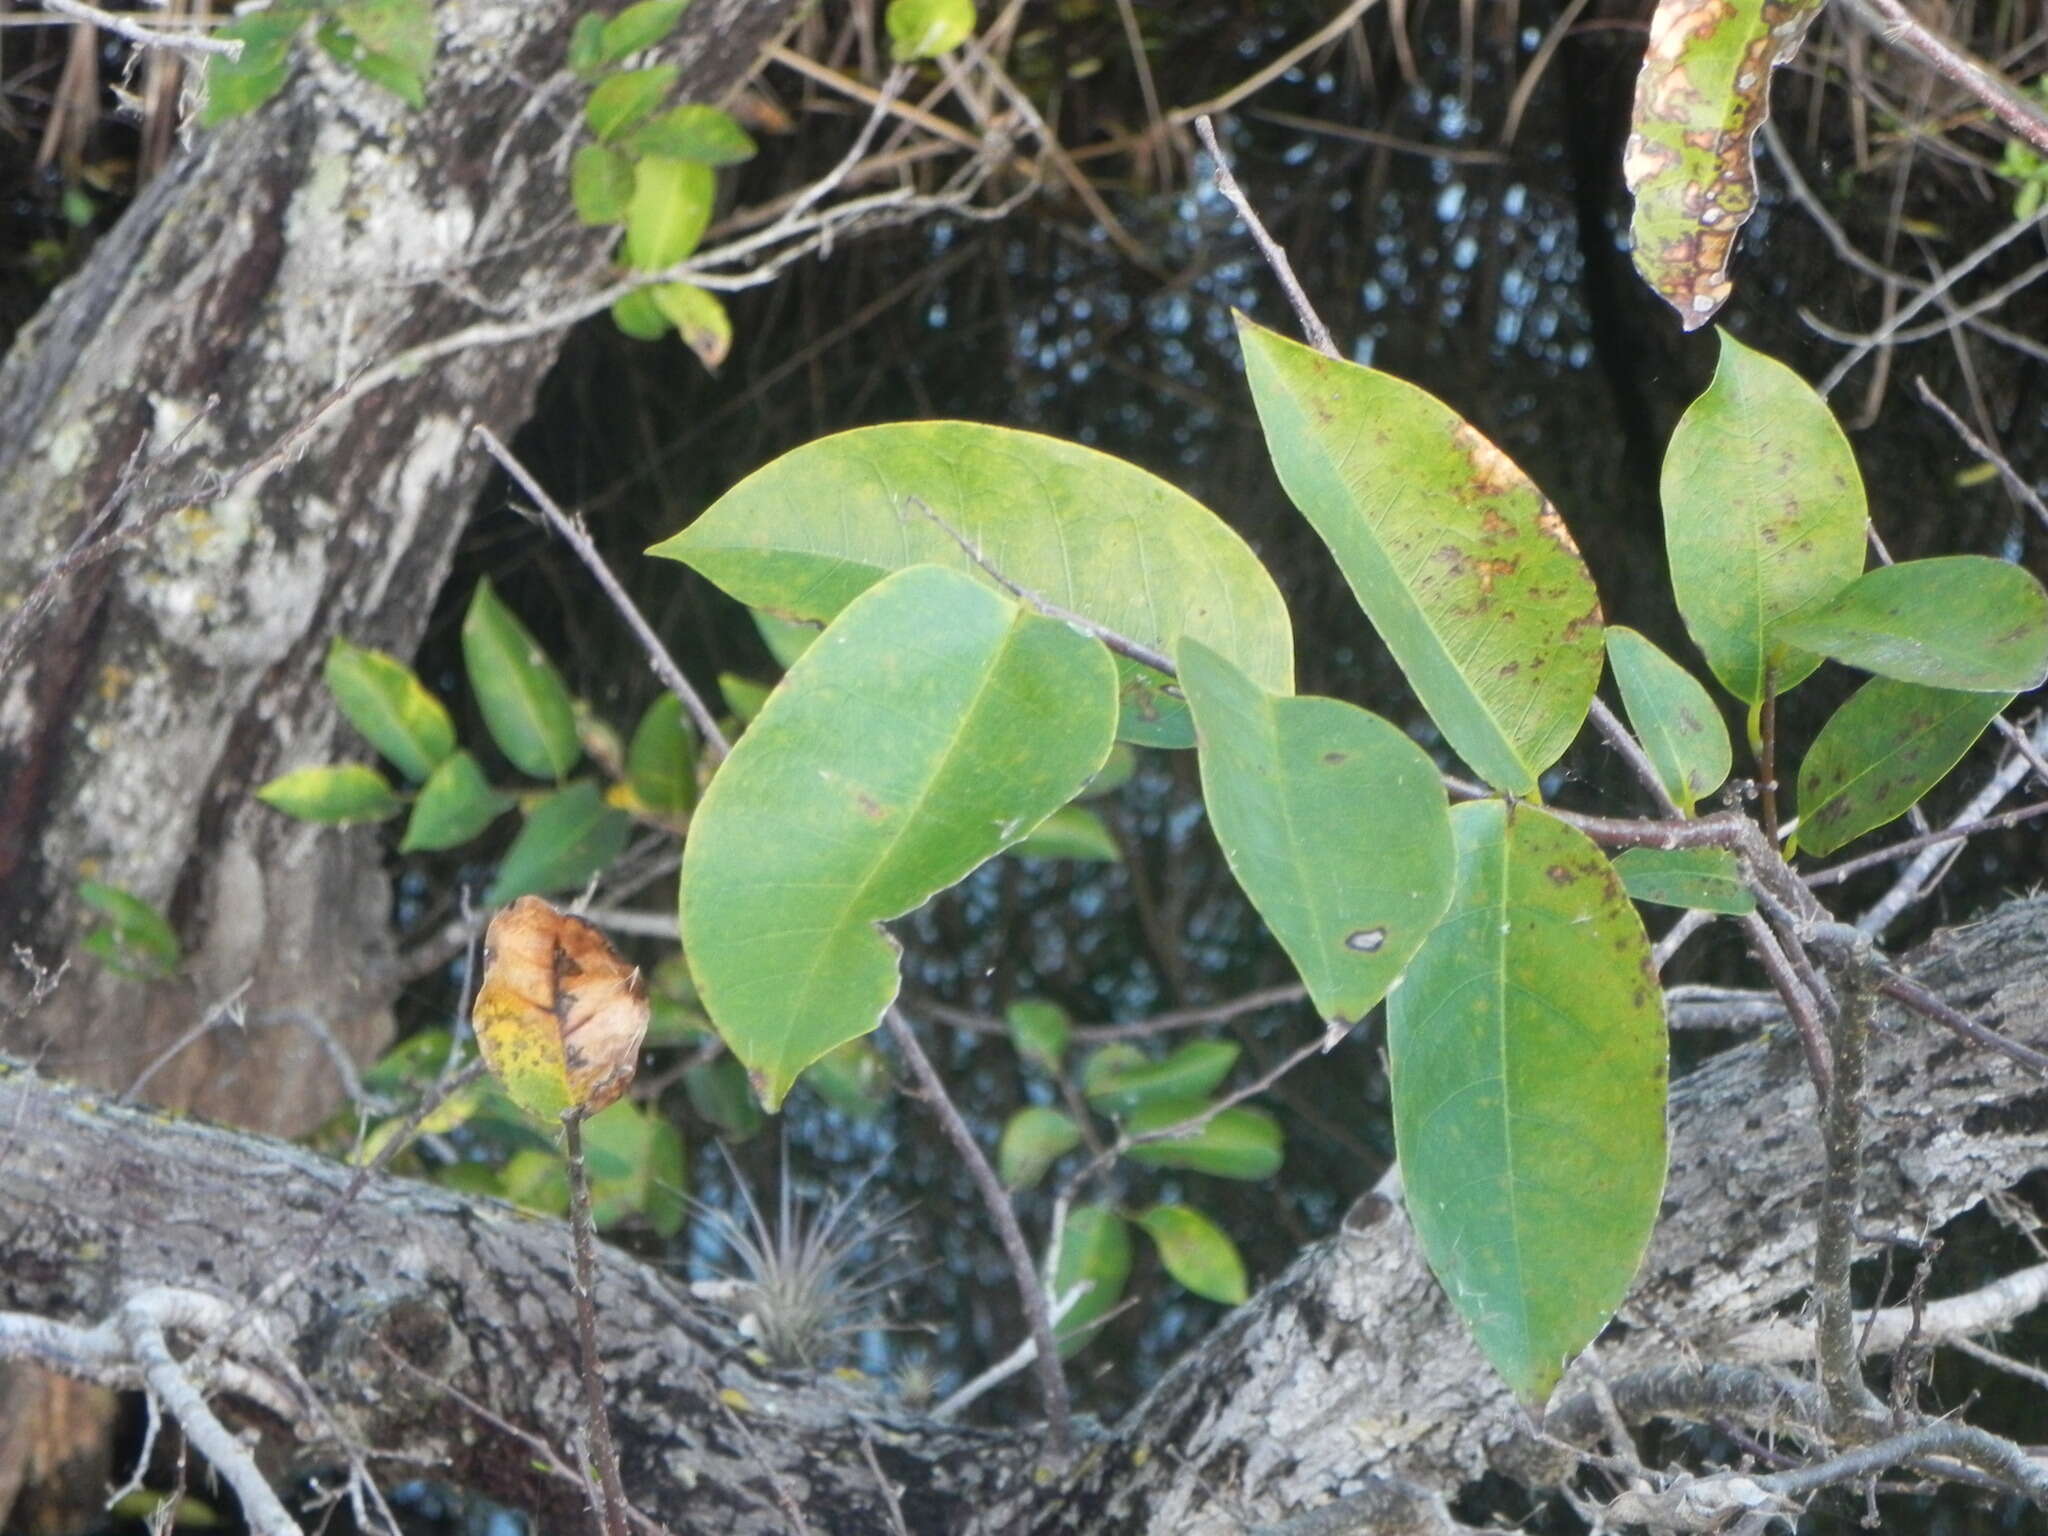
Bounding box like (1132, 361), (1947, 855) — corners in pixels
(1794, 678), (2011, 856)
(1624, 0), (1825, 328)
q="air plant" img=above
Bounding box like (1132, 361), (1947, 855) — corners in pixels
(689, 1146), (911, 1370)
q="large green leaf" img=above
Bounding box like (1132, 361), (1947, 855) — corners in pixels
(1794, 679), (2012, 857)
(1052, 1205), (1132, 1356)
(1775, 556), (2048, 694)
(1604, 627), (1731, 814)
(1661, 332), (1867, 706)
(462, 579), (582, 780)
(1623, 0), (1825, 328)
(1180, 637), (1455, 1022)
(1137, 1205), (1250, 1305)
(323, 637), (455, 782)
(486, 781), (632, 904)
(1388, 800), (1668, 1408)
(648, 422), (1293, 749)
(1612, 846), (1754, 915)
(1237, 318), (1602, 794)
(679, 564), (1118, 1109)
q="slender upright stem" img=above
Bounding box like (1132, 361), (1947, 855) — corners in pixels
(1758, 669), (1780, 847)
(1813, 954), (1886, 1429)
(562, 1110), (631, 1536)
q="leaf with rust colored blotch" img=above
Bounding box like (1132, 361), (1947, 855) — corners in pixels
(474, 895), (651, 1120)
(1624, 0), (1825, 329)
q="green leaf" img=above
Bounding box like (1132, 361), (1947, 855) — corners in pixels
(597, 0), (692, 64)
(622, 155), (712, 271)
(651, 422), (1293, 749)
(1006, 1000), (1069, 1074)
(628, 103), (757, 165)
(753, 610), (819, 670)
(684, 1053), (766, 1140)
(1604, 627), (1732, 813)
(329, 0), (435, 102)
(650, 282), (731, 370)
(486, 781), (632, 904)
(1123, 1100), (1282, 1180)
(886, 0), (976, 59)
(680, 564), (1118, 1109)
(1794, 679), (2011, 857)
(77, 881), (181, 973)
(571, 144), (636, 224)
(1662, 332), (1867, 706)
(799, 1038), (892, 1118)
(1137, 1205), (1249, 1305)
(323, 637), (455, 782)
(1083, 1041), (1238, 1116)
(1051, 1204), (1131, 1355)
(611, 288), (671, 340)
(462, 578), (582, 780)
(1009, 804), (1120, 862)
(998, 1106), (1082, 1190)
(1774, 556), (2048, 694)
(567, 12), (607, 76)
(584, 1099), (686, 1236)
(718, 673), (772, 725)
(1075, 741), (1136, 800)
(1623, 0), (1824, 328)
(200, 10), (303, 124)
(585, 65), (679, 142)
(1388, 800), (1668, 1408)
(399, 751), (512, 853)
(1612, 846), (1755, 915)
(255, 763), (405, 824)
(1180, 637), (1455, 1023)
(314, 20), (423, 107)
(626, 694), (698, 818)
(1236, 317), (1602, 795)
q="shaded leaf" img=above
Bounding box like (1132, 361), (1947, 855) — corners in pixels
(799, 1038), (892, 1118)
(77, 881), (181, 974)
(650, 422), (1293, 749)
(1051, 1204), (1131, 1355)
(324, 637), (455, 782)
(626, 694), (698, 819)
(567, 12), (607, 76)
(680, 565), (1118, 1109)
(886, 0), (977, 59)
(487, 782), (632, 904)
(1009, 804), (1119, 862)
(684, 1053), (766, 1140)
(1662, 332), (1866, 705)
(1181, 636), (1455, 1023)
(328, 0), (435, 103)
(998, 1106), (1082, 1190)
(1075, 741), (1136, 800)
(1604, 627), (1731, 812)
(462, 578), (581, 780)
(1775, 555), (2048, 693)
(1388, 800), (1668, 1408)
(622, 155), (712, 271)
(629, 103), (757, 165)
(400, 750), (513, 853)
(1794, 679), (2011, 857)
(1006, 1000), (1069, 1074)
(256, 763), (404, 824)
(1612, 846), (1755, 914)
(718, 672), (772, 724)
(571, 144), (635, 224)
(1137, 1205), (1249, 1305)
(1122, 1099), (1282, 1180)
(1623, 0), (1824, 328)
(583, 1098), (686, 1235)
(1084, 1041), (1237, 1116)
(611, 288), (671, 341)
(585, 64), (678, 142)
(1237, 317), (1602, 794)
(752, 609), (819, 669)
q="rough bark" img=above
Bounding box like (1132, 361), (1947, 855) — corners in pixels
(3, 898), (2046, 1534)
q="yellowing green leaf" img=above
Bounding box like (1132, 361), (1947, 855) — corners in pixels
(1137, 1205), (1249, 1305)
(886, 0), (977, 59)
(323, 636), (455, 782)
(256, 763), (405, 824)
(1794, 679), (2011, 857)
(462, 578), (581, 780)
(650, 282), (732, 370)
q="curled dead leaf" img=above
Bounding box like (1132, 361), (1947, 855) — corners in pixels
(473, 895), (650, 1120)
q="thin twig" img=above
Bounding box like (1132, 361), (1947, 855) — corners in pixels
(562, 1111), (630, 1536)
(1192, 115), (1337, 358)
(43, 0), (243, 58)
(1806, 798), (2048, 887)
(1913, 376), (2048, 532)
(1878, 972), (2048, 1076)
(1758, 1419), (2048, 1505)
(1836, 0), (2048, 154)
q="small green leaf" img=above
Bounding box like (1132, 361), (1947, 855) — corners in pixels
(462, 578), (581, 780)
(684, 1053), (766, 1140)
(323, 637), (456, 782)
(567, 12), (607, 76)
(1137, 1205), (1249, 1305)
(1009, 804), (1120, 862)
(680, 565), (1118, 1110)
(200, 10), (303, 124)
(650, 281), (731, 370)
(622, 155), (713, 271)
(1123, 1100), (1282, 1180)
(628, 103), (757, 164)
(1051, 1205), (1131, 1355)
(1775, 556), (2048, 694)
(753, 610), (820, 670)
(998, 1106), (1082, 1190)
(571, 144), (636, 224)
(1389, 800), (1668, 1408)
(486, 781), (632, 904)
(1084, 1040), (1238, 1116)
(400, 750), (512, 853)
(1006, 1000), (1070, 1073)
(598, 0), (692, 64)
(1794, 679), (2011, 857)
(329, 0), (435, 103)
(77, 881), (181, 973)
(256, 764), (405, 824)
(1612, 846), (1755, 914)
(585, 64), (679, 142)
(1662, 332), (1866, 705)
(1180, 636), (1455, 1023)
(626, 694), (698, 818)
(886, 0), (976, 59)
(611, 288), (671, 340)
(799, 1038), (892, 1118)
(1237, 317), (1602, 794)
(1604, 627), (1731, 812)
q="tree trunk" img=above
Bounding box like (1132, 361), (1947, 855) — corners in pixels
(4, 897), (2045, 1534)
(0, 3), (795, 1522)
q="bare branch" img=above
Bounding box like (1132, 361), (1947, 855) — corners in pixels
(41, 0), (243, 59)
(1191, 116), (1337, 358)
